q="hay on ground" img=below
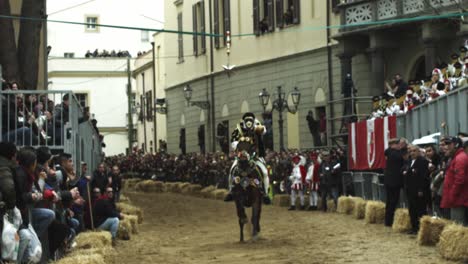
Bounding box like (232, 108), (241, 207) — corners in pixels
(211, 189), (229, 200)
(200, 186), (216, 198)
(392, 208), (411, 233)
(418, 216), (452, 246)
(56, 253), (105, 264)
(273, 194), (290, 207)
(116, 202), (144, 224)
(75, 231), (112, 249)
(327, 200), (337, 212)
(337, 196), (353, 214)
(364, 201), (385, 224)
(437, 224), (468, 261)
(135, 180), (165, 192)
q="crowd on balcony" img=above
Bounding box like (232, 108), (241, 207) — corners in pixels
(84, 49), (131, 58)
(370, 44), (468, 119)
(0, 79), (114, 262)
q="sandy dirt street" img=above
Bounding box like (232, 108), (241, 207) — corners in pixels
(114, 192), (455, 264)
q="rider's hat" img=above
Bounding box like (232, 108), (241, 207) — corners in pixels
(242, 112), (255, 121)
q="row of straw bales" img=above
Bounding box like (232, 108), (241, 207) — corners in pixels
(125, 179), (468, 262)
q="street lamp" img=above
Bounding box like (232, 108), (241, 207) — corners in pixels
(258, 85), (301, 151)
(183, 84), (210, 109)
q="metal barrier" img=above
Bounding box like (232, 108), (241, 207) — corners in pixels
(347, 171), (386, 201)
(0, 90), (102, 173)
(397, 85), (468, 141)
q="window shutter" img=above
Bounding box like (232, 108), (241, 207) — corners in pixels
(200, 0), (206, 54)
(223, 0), (231, 45)
(267, 0), (274, 32)
(293, 0), (300, 24)
(214, 0), (220, 48)
(253, 0), (260, 36)
(193, 4), (198, 56)
(177, 13), (184, 61)
(276, 0), (283, 28)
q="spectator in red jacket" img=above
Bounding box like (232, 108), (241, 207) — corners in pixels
(440, 137), (468, 226)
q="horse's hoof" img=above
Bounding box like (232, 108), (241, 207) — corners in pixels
(240, 217), (249, 225)
(251, 234), (259, 242)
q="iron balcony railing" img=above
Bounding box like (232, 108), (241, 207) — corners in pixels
(338, 0), (468, 33)
(0, 90), (102, 174)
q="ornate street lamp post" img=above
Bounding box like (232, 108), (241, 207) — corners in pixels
(258, 86), (301, 151)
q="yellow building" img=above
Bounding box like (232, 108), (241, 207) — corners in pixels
(158, 0), (343, 153)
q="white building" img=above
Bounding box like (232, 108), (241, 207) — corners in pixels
(46, 0), (164, 155)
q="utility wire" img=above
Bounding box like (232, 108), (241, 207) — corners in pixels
(1, 11), (468, 37)
(47, 0), (96, 16)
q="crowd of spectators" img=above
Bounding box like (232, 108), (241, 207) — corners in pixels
(0, 142), (124, 262)
(84, 49), (131, 58)
(383, 135), (468, 235)
(370, 44), (468, 119)
(1, 79), (104, 147)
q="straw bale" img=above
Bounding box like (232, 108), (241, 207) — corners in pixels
(200, 186), (216, 198)
(69, 247), (116, 264)
(123, 214), (139, 234)
(337, 196), (353, 214)
(56, 253), (105, 264)
(172, 182), (185, 193)
(116, 203), (143, 224)
(364, 201), (385, 224)
(273, 194), (290, 207)
(119, 194), (131, 203)
(353, 199), (367, 219)
(135, 180), (165, 192)
(437, 224), (468, 261)
(123, 178), (142, 191)
(118, 218), (132, 240)
(188, 184), (203, 196)
(165, 182), (177, 192)
(327, 200), (336, 212)
(418, 216), (452, 246)
(211, 189), (229, 200)
(180, 183), (191, 194)
(392, 208), (411, 233)
(75, 231), (112, 249)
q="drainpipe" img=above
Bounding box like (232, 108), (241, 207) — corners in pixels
(209, 0), (216, 152)
(151, 42), (157, 152)
(326, 0), (334, 147)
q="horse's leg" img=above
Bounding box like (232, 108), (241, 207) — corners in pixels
(251, 192), (262, 240)
(235, 199), (247, 242)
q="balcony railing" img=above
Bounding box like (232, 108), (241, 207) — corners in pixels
(338, 0), (468, 32)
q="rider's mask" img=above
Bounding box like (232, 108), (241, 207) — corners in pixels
(244, 117), (254, 130)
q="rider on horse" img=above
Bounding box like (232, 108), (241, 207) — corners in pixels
(224, 112), (271, 204)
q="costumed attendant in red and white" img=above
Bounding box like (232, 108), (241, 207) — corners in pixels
(288, 154), (307, 211)
(306, 152), (320, 211)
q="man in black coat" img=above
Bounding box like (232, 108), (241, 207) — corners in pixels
(384, 138), (405, 227)
(319, 151), (340, 212)
(92, 163), (109, 194)
(403, 145), (429, 234)
(94, 187), (122, 243)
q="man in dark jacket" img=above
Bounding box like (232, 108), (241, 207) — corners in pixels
(319, 151), (340, 212)
(110, 166), (122, 202)
(94, 187), (122, 242)
(384, 138), (405, 227)
(0, 142), (17, 235)
(92, 163), (109, 194)
(403, 145), (429, 234)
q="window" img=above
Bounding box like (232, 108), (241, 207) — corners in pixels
(141, 30), (149, 42)
(214, 0), (230, 48)
(145, 91), (153, 121)
(85, 16), (99, 31)
(64, 52), (75, 58)
(282, 0), (300, 25)
(75, 93), (88, 108)
(254, 0), (274, 35)
(177, 12), (184, 63)
(192, 1), (206, 56)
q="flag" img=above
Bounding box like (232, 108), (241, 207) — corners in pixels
(348, 116), (397, 170)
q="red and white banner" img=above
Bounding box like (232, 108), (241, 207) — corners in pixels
(348, 116), (397, 170)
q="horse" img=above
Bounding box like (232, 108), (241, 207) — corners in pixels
(231, 140), (263, 242)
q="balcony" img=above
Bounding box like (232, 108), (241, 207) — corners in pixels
(337, 0), (468, 33)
